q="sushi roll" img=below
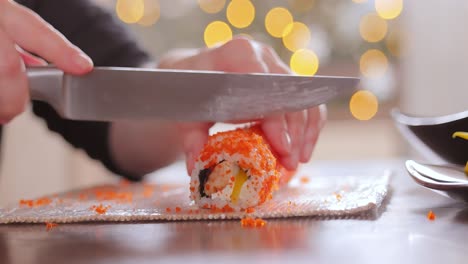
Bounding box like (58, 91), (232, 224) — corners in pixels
(189, 126), (294, 210)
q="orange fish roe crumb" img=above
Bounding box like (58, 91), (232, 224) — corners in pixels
(94, 189), (133, 203)
(78, 193), (88, 201)
(240, 217), (267, 228)
(427, 210), (436, 221)
(90, 204), (110, 215)
(143, 185), (155, 198)
(166, 207), (171, 213)
(300, 176), (310, 184)
(175, 207), (182, 213)
(202, 204), (235, 213)
(20, 197), (52, 208)
(222, 205), (235, 213)
(334, 193), (342, 201)
(246, 207), (255, 213)
(45, 222), (58, 231)
(19, 199), (34, 207)
(34, 197), (52, 207)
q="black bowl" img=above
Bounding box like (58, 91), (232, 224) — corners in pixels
(392, 109), (468, 166)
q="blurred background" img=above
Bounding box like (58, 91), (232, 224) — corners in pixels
(1, 0), (467, 206)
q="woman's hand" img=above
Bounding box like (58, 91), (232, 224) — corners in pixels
(0, 0), (93, 123)
(158, 36), (327, 173)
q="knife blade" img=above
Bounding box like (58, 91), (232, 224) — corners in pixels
(27, 66), (359, 122)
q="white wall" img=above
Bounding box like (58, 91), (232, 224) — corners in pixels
(401, 1), (468, 116)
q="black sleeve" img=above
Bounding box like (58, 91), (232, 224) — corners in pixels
(17, 0), (152, 181)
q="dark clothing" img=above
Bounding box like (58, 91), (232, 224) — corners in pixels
(0, 0), (152, 180)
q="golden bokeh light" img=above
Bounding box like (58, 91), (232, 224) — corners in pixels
(290, 49), (319, 76)
(282, 22), (311, 52)
(375, 0), (403, 20)
(226, 0), (255, 29)
(204, 21), (233, 48)
(359, 49), (388, 78)
(359, 13), (388, 43)
(226, 0), (255, 28)
(288, 0), (315, 13)
(265, 7), (294, 38)
(349, 90), (379, 121)
(137, 0), (160, 26)
(198, 0), (226, 14)
(116, 0), (144, 24)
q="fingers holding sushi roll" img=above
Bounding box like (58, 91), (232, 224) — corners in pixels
(157, 35), (326, 174)
(284, 111), (307, 169)
(261, 107), (326, 171)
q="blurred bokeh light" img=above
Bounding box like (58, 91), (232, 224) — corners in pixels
(349, 90), (379, 121)
(375, 0), (403, 20)
(115, 0), (144, 24)
(282, 22), (311, 52)
(359, 13), (388, 43)
(290, 49), (319, 76)
(137, 0), (161, 26)
(104, 0), (403, 119)
(360, 49), (388, 79)
(265, 7), (293, 38)
(198, 0), (226, 14)
(204, 21), (233, 47)
(226, 0), (255, 28)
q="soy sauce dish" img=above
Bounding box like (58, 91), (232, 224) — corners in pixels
(392, 109), (468, 166)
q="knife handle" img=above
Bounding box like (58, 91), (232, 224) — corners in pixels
(26, 66), (63, 110)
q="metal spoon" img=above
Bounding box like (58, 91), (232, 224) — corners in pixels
(405, 160), (468, 202)
(407, 160), (468, 183)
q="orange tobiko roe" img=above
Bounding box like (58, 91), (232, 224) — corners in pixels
(19, 197), (52, 208)
(245, 207), (255, 213)
(240, 217), (267, 228)
(195, 125), (296, 206)
(427, 210), (436, 221)
(45, 222), (58, 231)
(19, 199), (34, 207)
(91, 204), (110, 215)
(299, 176), (310, 184)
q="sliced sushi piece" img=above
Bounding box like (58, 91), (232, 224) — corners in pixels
(189, 126), (294, 210)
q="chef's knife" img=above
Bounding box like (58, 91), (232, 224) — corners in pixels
(27, 66), (359, 122)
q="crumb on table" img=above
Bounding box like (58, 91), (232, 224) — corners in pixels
(427, 210), (436, 221)
(300, 176), (310, 184)
(240, 217), (267, 228)
(45, 222), (58, 231)
(90, 204), (111, 215)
